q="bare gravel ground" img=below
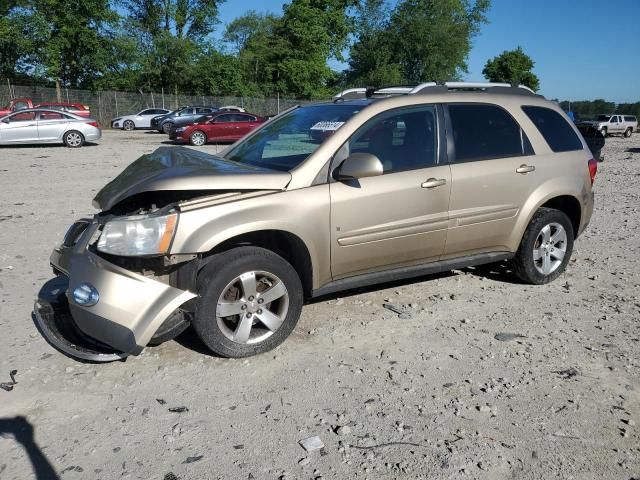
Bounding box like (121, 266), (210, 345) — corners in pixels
(0, 130), (639, 480)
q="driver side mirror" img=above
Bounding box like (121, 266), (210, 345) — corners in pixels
(334, 153), (384, 181)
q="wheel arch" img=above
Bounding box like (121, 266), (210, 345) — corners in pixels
(509, 184), (586, 251)
(200, 230), (314, 298)
(539, 195), (581, 237)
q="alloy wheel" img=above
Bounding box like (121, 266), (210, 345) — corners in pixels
(65, 132), (83, 147)
(533, 222), (567, 275)
(216, 270), (289, 345)
(123, 120), (134, 131)
(191, 131), (206, 146)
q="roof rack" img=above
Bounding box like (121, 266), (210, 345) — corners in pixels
(333, 82), (537, 101)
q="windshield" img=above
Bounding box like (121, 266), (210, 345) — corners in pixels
(596, 115), (611, 121)
(225, 103), (365, 171)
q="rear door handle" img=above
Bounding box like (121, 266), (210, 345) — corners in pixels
(421, 178), (447, 188)
(516, 164), (536, 174)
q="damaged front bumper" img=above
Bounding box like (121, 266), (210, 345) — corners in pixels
(34, 219), (196, 361)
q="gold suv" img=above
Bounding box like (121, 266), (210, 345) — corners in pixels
(34, 82), (597, 361)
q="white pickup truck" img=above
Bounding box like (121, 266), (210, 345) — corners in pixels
(580, 114), (637, 137)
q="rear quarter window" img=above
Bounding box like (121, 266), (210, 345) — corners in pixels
(522, 106), (583, 152)
(624, 116), (637, 122)
(448, 103), (530, 162)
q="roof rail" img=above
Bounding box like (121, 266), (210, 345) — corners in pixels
(333, 82), (537, 101)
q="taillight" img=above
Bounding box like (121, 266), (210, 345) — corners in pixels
(588, 158), (598, 185)
(86, 121), (100, 128)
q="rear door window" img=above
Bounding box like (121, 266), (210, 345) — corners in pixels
(448, 104), (529, 162)
(214, 114), (235, 123)
(522, 106), (583, 152)
(38, 111), (66, 120)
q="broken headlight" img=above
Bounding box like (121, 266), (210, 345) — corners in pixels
(97, 213), (177, 256)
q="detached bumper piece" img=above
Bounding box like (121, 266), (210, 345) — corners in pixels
(33, 276), (128, 362)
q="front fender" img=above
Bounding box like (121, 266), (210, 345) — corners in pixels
(171, 186), (331, 289)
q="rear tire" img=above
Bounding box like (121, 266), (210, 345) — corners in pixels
(63, 130), (85, 148)
(511, 208), (574, 285)
(624, 127), (632, 138)
(162, 122), (173, 134)
(123, 120), (135, 131)
(192, 247), (303, 358)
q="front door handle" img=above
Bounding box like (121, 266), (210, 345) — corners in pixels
(421, 178), (447, 188)
(516, 164), (536, 174)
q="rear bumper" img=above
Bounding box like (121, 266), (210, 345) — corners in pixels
(85, 129), (102, 141)
(37, 220), (196, 360)
(577, 189), (595, 238)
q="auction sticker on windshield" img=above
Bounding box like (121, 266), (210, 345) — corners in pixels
(310, 121), (345, 132)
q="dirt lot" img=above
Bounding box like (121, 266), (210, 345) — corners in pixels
(0, 130), (639, 480)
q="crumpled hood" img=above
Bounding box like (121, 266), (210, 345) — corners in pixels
(93, 147), (291, 211)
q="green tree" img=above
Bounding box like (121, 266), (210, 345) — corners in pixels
(347, 0), (490, 86)
(273, 0), (357, 98)
(482, 46), (540, 91)
(223, 11), (280, 95)
(122, 0), (225, 94)
(29, 0), (120, 88)
(0, 1), (42, 79)
(224, 10), (277, 54)
(345, 0), (402, 86)
(389, 0), (490, 83)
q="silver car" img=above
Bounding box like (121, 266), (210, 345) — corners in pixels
(0, 109), (101, 147)
(111, 108), (171, 130)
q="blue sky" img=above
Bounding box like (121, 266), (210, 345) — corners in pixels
(216, 0), (640, 103)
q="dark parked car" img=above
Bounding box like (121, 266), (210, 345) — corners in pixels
(151, 106), (218, 134)
(577, 124), (606, 162)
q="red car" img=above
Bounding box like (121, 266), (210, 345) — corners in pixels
(171, 112), (266, 146)
(36, 102), (91, 118)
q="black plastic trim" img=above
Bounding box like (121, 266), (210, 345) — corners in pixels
(312, 252), (513, 298)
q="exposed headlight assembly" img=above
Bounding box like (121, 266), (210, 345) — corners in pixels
(97, 213), (177, 256)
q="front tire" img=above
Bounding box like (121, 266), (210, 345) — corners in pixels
(601, 127), (607, 137)
(63, 130), (85, 148)
(123, 120), (135, 131)
(162, 122), (174, 134)
(190, 130), (207, 146)
(511, 208), (574, 285)
(192, 247), (303, 358)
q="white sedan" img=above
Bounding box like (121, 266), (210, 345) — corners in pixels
(111, 108), (171, 130)
(0, 109), (101, 147)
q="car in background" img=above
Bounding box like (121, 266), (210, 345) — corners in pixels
(168, 113), (218, 132)
(0, 98), (92, 118)
(577, 124), (605, 162)
(111, 108), (171, 130)
(219, 105), (246, 112)
(0, 108), (101, 147)
(578, 114), (637, 137)
(170, 112), (265, 145)
(151, 106), (218, 134)
(0, 97), (34, 116)
(37, 102), (91, 118)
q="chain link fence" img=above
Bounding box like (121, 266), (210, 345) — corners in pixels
(0, 84), (314, 127)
